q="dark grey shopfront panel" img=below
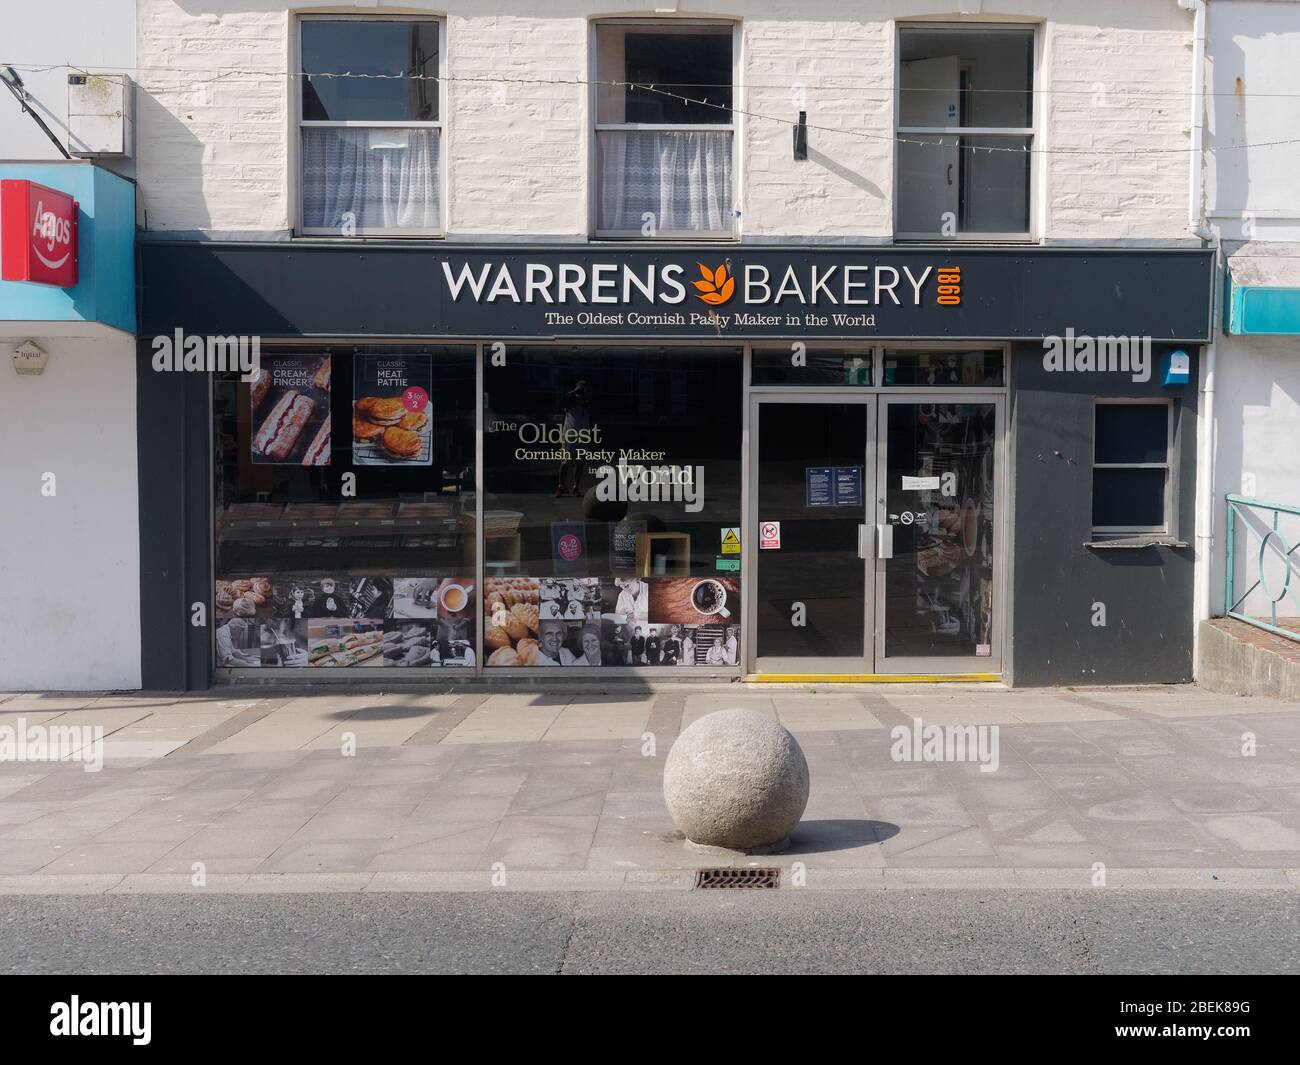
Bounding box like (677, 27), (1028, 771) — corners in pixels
(1008, 344), (1199, 687)
(137, 344), (213, 691)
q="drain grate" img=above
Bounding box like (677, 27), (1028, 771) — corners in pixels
(695, 867), (781, 890)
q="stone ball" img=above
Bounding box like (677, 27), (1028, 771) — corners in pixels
(663, 709), (810, 850)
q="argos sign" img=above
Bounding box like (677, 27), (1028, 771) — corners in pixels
(1, 180), (79, 287)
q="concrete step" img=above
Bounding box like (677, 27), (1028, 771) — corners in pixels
(1198, 617), (1300, 700)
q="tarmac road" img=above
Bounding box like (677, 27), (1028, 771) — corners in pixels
(2, 889), (1298, 975)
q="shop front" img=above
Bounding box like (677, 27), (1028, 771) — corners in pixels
(136, 243), (1213, 689)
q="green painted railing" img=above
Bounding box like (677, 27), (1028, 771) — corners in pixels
(1225, 494), (1300, 643)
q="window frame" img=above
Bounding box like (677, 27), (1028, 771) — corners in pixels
(893, 22), (1039, 244)
(295, 13), (446, 239)
(1091, 398), (1176, 536)
(589, 17), (740, 241)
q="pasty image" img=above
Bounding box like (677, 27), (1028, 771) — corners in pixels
(352, 354), (433, 466)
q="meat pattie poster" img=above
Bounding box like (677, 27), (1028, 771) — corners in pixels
(250, 355), (332, 466)
(352, 354), (433, 466)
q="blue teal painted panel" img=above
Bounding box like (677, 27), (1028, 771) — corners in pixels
(0, 162), (135, 333)
(1227, 267), (1300, 336)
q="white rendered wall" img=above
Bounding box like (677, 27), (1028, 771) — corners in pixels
(1205, 0), (1300, 242)
(0, 333), (142, 690)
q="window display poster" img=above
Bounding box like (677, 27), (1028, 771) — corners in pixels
(250, 355), (332, 466)
(612, 520), (646, 574)
(551, 521), (589, 577)
(352, 354), (433, 466)
(482, 576), (739, 668)
(220, 573), (476, 667)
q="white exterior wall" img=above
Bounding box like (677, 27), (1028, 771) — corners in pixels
(0, 334), (142, 690)
(1201, 2), (1300, 621)
(1205, 0), (1300, 243)
(133, 0), (1198, 243)
(1, 3), (141, 691)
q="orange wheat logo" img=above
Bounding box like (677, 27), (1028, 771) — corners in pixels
(692, 262), (735, 306)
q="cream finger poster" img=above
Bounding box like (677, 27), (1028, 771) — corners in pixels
(352, 354), (433, 466)
(250, 355), (332, 466)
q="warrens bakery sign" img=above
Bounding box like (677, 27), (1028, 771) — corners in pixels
(438, 258), (960, 331)
(138, 244), (1216, 342)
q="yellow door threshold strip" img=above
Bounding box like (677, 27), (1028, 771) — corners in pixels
(750, 673), (1001, 684)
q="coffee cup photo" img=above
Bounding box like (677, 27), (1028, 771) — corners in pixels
(440, 582), (469, 614)
(691, 578), (730, 618)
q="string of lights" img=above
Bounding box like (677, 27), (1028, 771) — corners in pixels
(3, 61), (1297, 157)
(3, 60), (1296, 97)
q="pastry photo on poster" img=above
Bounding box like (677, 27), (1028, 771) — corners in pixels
(250, 355), (331, 466)
(353, 354), (433, 466)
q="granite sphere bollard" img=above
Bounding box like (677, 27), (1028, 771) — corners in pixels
(663, 709), (810, 850)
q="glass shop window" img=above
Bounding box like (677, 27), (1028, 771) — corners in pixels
(883, 349), (1005, 386)
(299, 17), (442, 235)
(594, 20), (735, 238)
(751, 348), (873, 387)
(212, 347), (476, 670)
(1092, 401), (1173, 533)
(482, 346), (743, 668)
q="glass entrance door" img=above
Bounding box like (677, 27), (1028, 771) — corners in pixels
(751, 396), (873, 672)
(874, 397), (1003, 672)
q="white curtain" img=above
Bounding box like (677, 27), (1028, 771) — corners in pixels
(302, 127), (440, 232)
(598, 130), (732, 233)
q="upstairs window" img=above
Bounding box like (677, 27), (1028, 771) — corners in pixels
(299, 17), (442, 236)
(594, 21), (735, 238)
(895, 26), (1034, 240)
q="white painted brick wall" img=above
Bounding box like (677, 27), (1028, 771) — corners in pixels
(135, 0), (1195, 241)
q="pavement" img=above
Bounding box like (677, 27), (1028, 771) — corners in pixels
(2, 683), (1300, 893)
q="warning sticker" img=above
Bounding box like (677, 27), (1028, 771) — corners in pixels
(721, 527), (741, 555)
(759, 521), (781, 550)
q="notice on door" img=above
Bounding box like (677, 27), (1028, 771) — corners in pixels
(806, 465), (862, 507)
(834, 466), (863, 506)
(720, 527), (741, 555)
(805, 467), (833, 507)
(759, 521), (781, 549)
(902, 474), (942, 491)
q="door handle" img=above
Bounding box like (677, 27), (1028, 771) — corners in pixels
(876, 523), (894, 559)
(857, 524), (869, 560)
(946, 163), (954, 186)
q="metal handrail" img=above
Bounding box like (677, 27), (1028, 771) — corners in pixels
(1225, 494), (1300, 643)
